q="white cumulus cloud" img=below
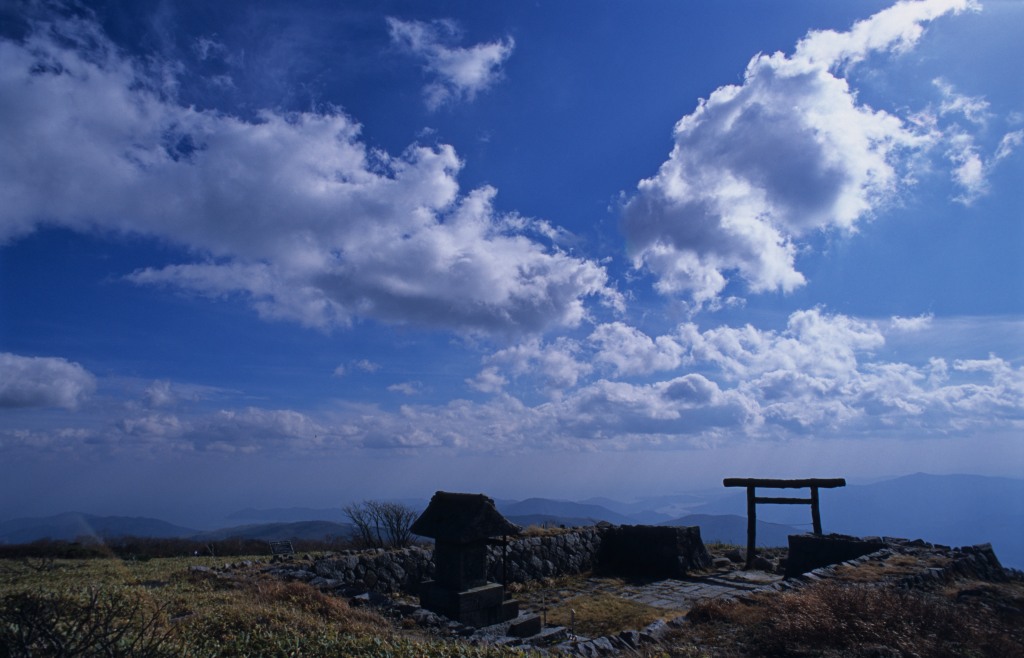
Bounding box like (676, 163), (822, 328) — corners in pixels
(623, 0), (972, 306)
(0, 13), (613, 337)
(3, 312), (1022, 455)
(588, 322), (686, 377)
(482, 337), (591, 392)
(467, 366), (507, 393)
(0, 353), (96, 410)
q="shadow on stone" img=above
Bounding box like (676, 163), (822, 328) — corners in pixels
(785, 533), (887, 578)
(597, 525), (711, 579)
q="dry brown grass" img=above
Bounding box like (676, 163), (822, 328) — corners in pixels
(512, 574), (663, 636)
(247, 577), (389, 635)
(507, 572), (596, 597)
(545, 591), (679, 638)
(0, 557), (536, 657)
(670, 579), (1024, 657)
(831, 552), (949, 583)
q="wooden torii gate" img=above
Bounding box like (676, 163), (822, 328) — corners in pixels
(723, 478), (846, 569)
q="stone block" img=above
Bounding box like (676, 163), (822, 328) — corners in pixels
(419, 581), (519, 627)
(597, 525), (711, 578)
(507, 613), (542, 637)
(531, 626), (568, 646)
(640, 618), (669, 642)
(785, 534), (887, 578)
(617, 629), (641, 648)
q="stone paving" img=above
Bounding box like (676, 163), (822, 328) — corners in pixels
(618, 569), (781, 609)
(516, 567), (783, 617)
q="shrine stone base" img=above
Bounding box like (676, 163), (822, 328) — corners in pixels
(420, 581), (520, 628)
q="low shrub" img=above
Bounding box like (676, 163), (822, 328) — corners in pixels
(0, 587), (175, 657)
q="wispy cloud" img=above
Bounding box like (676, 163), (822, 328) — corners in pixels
(388, 381), (422, 396)
(355, 360), (380, 373)
(889, 314), (934, 333)
(935, 78), (990, 125)
(387, 17), (514, 110)
(926, 79), (1023, 204)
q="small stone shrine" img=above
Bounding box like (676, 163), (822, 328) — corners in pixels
(411, 491), (523, 627)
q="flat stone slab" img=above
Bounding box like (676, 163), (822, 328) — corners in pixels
(709, 569), (782, 585)
(518, 569), (784, 616)
(617, 575), (772, 609)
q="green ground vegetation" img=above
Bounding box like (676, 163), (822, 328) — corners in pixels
(4, 547), (1023, 657)
(0, 556), (535, 657)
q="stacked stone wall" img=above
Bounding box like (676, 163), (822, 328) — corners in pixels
(305, 527), (605, 594)
(487, 527), (603, 583)
(311, 546), (433, 594)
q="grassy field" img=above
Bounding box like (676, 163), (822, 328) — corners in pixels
(0, 555), (535, 657)
(4, 552), (1023, 656)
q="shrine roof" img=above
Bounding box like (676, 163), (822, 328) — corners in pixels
(411, 491), (521, 542)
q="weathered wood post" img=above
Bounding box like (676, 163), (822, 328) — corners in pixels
(745, 486), (757, 571)
(723, 478), (846, 569)
(810, 485), (822, 535)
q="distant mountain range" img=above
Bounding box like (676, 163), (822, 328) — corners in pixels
(224, 507), (351, 524)
(499, 503), (800, 547)
(505, 514), (607, 530)
(0, 512), (352, 545)
(692, 473), (1024, 568)
(496, 498), (636, 525)
(193, 520), (354, 542)
(0, 513), (198, 544)
(667, 514), (800, 547)
(580, 494), (706, 523)
(2, 474), (1020, 567)
(0, 506), (794, 548)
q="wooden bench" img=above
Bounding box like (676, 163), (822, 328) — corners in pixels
(269, 540), (295, 557)
(723, 478), (846, 569)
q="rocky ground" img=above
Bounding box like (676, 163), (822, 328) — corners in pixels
(244, 539), (1022, 656)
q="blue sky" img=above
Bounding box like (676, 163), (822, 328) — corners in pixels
(1, 0), (1022, 525)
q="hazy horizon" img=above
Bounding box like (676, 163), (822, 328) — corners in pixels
(3, 469), (1020, 532)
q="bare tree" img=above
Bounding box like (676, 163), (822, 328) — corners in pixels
(379, 501), (417, 548)
(342, 500), (417, 549)
(343, 501), (382, 548)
